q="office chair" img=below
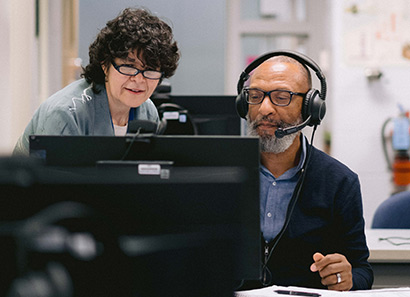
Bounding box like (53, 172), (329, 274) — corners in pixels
(371, 190), (410, 228)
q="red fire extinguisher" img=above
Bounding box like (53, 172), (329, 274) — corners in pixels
(393, 151), (410, 186)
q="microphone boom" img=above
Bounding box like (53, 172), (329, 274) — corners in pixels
(274, 116), (311, 139)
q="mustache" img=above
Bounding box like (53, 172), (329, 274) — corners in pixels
(251, 116), (285, 129)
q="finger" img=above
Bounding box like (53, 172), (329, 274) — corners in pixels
(327, 279), (352, 292)
(327, 283), (348, 291)
(321, 270), (353, 291)
(310, 252), (324, 272)
(317, 261), (345, 279)
(321, 274), (338, 287)
(313, 252), (324, 262)
(320, 272), (341, 287)
(321, 255), (352, 280)
(313, 253), (345, 273)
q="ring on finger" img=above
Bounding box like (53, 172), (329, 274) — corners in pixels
(336, 272), (342, 284)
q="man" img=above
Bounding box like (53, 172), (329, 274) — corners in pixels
(238, 52), (373, 291)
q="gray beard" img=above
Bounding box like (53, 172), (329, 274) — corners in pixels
(246, 116), (302, 154)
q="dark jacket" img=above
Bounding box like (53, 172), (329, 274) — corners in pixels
(242, 144), (373, 290)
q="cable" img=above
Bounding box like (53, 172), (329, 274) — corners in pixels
(120, 127), (142, 161)
(261, 125), (318, 286)
(381, 117), (393, 171)
(379, 237), (410, 246)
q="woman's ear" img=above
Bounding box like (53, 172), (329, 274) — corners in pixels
(101, 62), (108, 75)
(101, 62), (110, 82)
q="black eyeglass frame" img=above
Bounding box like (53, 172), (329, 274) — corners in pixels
(111, 61), (164, 80)
(244, 87), (306, 107)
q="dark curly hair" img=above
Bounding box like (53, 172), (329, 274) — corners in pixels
(82, 7), (180, 92)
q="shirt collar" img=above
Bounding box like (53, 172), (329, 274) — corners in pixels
(260, 134), (307, 180)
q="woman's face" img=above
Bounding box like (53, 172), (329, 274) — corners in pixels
(102, 50), (161, 111)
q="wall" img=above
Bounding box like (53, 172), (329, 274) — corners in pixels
(0, 0), (37, 156)
(329, 1), (410, 226)
(79, 0), (227, 95)
(0, 0), (11, 154)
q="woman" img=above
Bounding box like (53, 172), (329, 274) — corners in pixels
(13, 7), (180, 155)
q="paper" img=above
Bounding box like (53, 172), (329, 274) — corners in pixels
(235, 285), (410, 297)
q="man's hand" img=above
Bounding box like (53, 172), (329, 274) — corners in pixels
(310, 252), (353, 291)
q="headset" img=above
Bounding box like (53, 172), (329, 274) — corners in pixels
(157, 103), (198, 135)
(235, 50), (327, 138)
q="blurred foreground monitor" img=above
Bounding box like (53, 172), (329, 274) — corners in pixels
(0, 135), (260, 297)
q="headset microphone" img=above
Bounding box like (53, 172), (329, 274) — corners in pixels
(275, 116), (312, 139)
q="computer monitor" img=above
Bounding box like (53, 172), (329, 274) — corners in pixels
(1, 135), (261, 296)
(152, 95), (241, 135)
(29, 134), (253, 168)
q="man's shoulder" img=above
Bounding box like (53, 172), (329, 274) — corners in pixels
(309, 146), (358, 179)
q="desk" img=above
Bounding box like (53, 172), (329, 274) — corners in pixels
(365, 229), (410, 288)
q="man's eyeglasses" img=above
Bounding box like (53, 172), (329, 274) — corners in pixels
(111, 61), (163, 80)
(244, 88), (306, 107)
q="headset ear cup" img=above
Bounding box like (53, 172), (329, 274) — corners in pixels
(311, 95), (326, 126)
(235, 90), (248, 119)
(302, 89), (326, 126)
(302, 89), (314, 124)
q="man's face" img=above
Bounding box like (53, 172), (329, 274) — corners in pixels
(246, 61), (308, 153)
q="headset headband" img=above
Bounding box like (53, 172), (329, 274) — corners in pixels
(236, 50), (327, 101)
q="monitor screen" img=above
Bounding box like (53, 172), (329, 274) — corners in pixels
(152, 95), (241, 135)
(1, 135), (261, 296)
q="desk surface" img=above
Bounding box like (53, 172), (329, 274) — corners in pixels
(365, 229), (410, 263)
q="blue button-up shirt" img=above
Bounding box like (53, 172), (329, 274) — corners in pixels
(260, 136), (307, 243)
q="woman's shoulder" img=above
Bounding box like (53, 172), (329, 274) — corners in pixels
(35, 80), (105, 118)
(45, 79), (94, 106)
(134, 99), (159, 122)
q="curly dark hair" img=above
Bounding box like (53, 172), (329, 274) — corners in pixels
(82, 7), (180, 92)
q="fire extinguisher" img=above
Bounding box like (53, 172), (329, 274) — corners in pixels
(382, 105), (410, 189)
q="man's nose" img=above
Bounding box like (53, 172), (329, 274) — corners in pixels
(258, 95), (277, 116)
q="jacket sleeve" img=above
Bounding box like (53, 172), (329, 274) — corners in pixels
(12, 105), (81, 156)
(334, 174), (374, 290)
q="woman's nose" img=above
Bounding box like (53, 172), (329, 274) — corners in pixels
(130, 72), (145, 82)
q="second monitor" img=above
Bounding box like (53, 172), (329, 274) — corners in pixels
(153, 95), (240, 135)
